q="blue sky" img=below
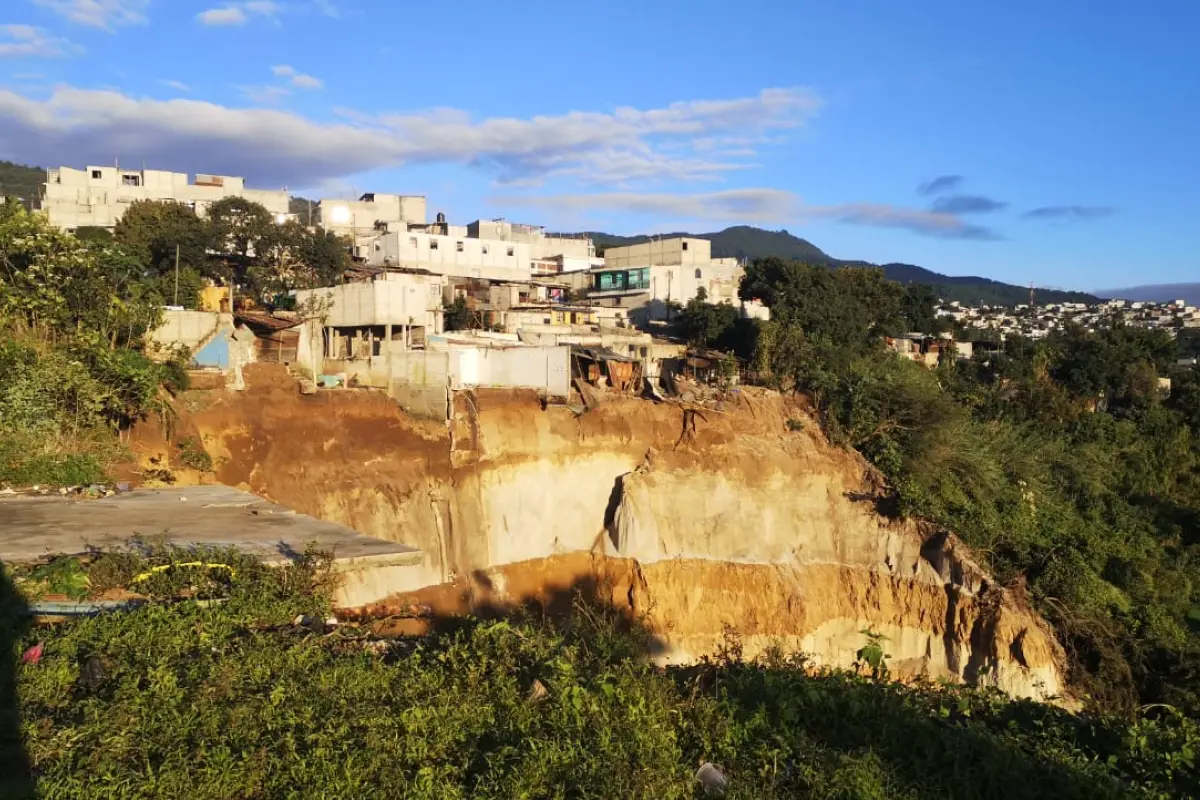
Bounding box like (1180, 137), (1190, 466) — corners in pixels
(1, 0), (1197, 291)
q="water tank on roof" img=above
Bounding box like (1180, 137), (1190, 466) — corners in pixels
(436, 212), (446, 224)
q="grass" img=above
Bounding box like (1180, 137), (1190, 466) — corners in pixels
(1, 549), (1197, 799)
(0, 432), (111, 488)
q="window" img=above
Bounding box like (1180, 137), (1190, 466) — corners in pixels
(456, 240), (464, 252)
(122, 174), (141, 187)
(695, 268), (702, 279)
(481, 244), (489, 255)
(682, 241), (689, 251)
(374, 242), (381, 252)
(506, 246), (515, 257)
(430, 239), (439, 250)
(409, 237), (418, 247)
(543, 317), (552, 325)
(91, 170), (102, 179)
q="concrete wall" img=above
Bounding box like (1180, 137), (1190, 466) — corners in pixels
(42, 166), (289, 230)
(318, 193), (427, 239)
(467, 219), (595, 259)
(150, 310), (222, 354)
(326, 344), (569, 416)
(602, 237), (711, 268)
(294, 273), (445, 330)
(449, 346), (570, 397)
(368, 231), (532, 282)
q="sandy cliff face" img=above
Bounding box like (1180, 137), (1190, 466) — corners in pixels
(146, 364), (1067, 702)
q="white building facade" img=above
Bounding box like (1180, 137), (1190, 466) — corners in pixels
(467, 218), (595, 259)
(41, 166), (290, 230)
(317, 193), (427, 240)
(367, 230), (532, 283)
(587, 237), (767, 322)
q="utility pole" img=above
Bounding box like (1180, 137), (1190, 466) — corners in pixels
(173, 244), (180, 306)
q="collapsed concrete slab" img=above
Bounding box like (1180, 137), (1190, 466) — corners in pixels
(0, 485), (425, 607)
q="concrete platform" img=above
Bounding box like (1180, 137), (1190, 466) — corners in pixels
(0, 486), (427, 607)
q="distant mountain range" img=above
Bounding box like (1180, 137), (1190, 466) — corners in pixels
(1096, 283), (1200, 306)
(588, 226), (1098, 307)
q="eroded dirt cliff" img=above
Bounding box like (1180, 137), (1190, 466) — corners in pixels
(134, 364), (1067, 702)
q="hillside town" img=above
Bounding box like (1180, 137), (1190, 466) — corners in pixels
(32, 164), (1200, 412)
(38, 164), (778, 415)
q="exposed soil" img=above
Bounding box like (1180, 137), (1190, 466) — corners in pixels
(123, 364), (1070, 702)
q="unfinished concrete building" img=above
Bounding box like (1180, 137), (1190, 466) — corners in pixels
(41, 166), (291, 230)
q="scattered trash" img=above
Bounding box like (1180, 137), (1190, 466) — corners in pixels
(80, 655), (107, 691)
(291, 614), (324, 633)
(526, 678), (549, 706)
(21, 642), (44, 666)
(695, 762), (729, 798)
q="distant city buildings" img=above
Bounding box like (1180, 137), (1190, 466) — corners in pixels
(41, 165), (290, 230)
(940, 297), (1200, 340)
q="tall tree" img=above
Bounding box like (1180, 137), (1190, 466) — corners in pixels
(207, 196), (273, 262)
(249, 221), (350, 302)
(113, 200), (212, 280)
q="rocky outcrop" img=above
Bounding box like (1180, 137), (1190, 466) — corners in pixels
(142, 365), (1068, 703)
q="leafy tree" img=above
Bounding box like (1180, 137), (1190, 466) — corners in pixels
(899, 283), (946, 334)
(74, 226), (113, 244)
(741, 258), (904, 355)
(113, 199), (212, 282)
(0, 203), (161, 342)
(207, 196), (273, 262)
(247, 221), (350, 302)
(444, 296), (474, 331)
(675, 295), (739, 347)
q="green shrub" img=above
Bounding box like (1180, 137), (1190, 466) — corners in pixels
(4, 566), (1198, 799)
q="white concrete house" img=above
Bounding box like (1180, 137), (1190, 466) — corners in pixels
(366, 230), (532, 283)
(317, 193), (427, 240)
(41, 166), (290, 230)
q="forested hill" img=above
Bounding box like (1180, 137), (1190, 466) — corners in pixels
(587, 225), (1098, 307)
(0, 160), (44, 206)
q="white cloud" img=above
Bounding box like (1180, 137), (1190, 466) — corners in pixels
(159, 79), (191, 92)
(238, 84), (290, 103)
(0, 85), (816, 188)
(0, 24), (76, 58)
(196, 7), (247, 26)
(271, 64), (322, 89)
(196, 1), (280, 26)
(33, 0), (149, 30)
(499, 190), (1001, 240)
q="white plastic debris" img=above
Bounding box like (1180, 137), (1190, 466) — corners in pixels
(695, 762), (728, 798)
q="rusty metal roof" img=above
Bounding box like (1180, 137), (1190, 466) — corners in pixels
(234, 311), (302, 331)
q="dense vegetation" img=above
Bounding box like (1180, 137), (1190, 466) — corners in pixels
(2, 547), (1198, 799)
(0, 202), (183, 486)
(0, 194), (349, 487)
(588, 225), (1099, 306)
(0, 161), (44, 207)
(733, 257), (1200, 718)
